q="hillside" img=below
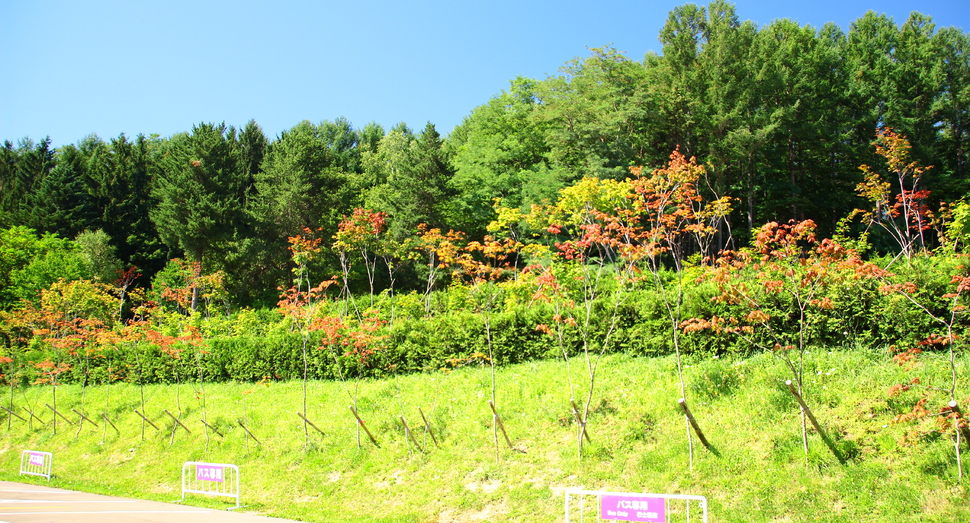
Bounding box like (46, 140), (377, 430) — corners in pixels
(1, 348), (967, 522)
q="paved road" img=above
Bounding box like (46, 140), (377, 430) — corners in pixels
(0, 481), (304, 523)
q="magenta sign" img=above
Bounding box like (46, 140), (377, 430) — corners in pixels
(601, 495), (666, 522)
(196, 464), (224, 482)
(28, 452), (45, 467)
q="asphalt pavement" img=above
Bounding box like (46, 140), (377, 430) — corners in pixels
(0, 481), (305, 523)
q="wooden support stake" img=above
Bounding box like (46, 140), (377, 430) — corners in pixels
(237, 419), (261, 445)
(349, 405), (380, 448)
(948, 401), (970, 448)
(133, 409), (160, 431)
(488, 400), (513, 449)
(72, 409), (99, 428)
(570, 399), (593, 444)
(399, 415), (424, 453)
(1, 404), (26, 422)
(200, 418), (224, 438)
(297, 412), (326, 436)
(785, 380), (844, 464)
(678, 398), (712, 451)
(418, 407), (440, 448)
(23, 406), (46, 425)
(163, 409), (191, 434)
(45, 403), (75, 426)
(101, 413), (120, 433)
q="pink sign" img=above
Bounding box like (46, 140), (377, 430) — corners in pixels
(28, 453), (44, 467)
(196, 464), (224, 482)
(601, 495), (666, 522)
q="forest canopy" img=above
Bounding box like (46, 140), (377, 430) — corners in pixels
(1, 1), (967, 309)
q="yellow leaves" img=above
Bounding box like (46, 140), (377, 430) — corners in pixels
(40, 279), (117, 324)
(745, 310), (770, 323)
(552, 177), (634, 228)
(856, 166), (892, 205)
(486, 198), (525, 235)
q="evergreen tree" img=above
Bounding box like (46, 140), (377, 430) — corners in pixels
(151, 122), (244, 309)
(27, 143), (99, 238)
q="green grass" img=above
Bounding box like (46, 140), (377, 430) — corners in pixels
(1, 348), (968, 522)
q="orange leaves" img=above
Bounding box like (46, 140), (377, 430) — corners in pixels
(333, 208), (386, 251)
(869, 128), (931, 181)
(626, 148), (731, 262)
(762, 279), (784, 294)
(456, 235), (521, 285)
(277, 277), (338, 315)
(879, 282), (918, 295)
(753, 220), (818, 258)
(415, 225), (464, 270)
(890, 339), (934, 368)
(855, 128), (935, 258)
(745, 310), (771, 324)
(312, 312), (388, 368)
(679, 315), (745, 335)
(809, 297), (834, 310)
(32, 360), (71, 385)
(287, 227), (325, 278)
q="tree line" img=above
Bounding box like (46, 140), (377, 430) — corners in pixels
(1, 1), (968, 309)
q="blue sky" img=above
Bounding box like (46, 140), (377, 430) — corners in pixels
(2, 0), (968, 147)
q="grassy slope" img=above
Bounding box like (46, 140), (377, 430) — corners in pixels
(0, 348), (968, 522)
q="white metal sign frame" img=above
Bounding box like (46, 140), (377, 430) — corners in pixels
(19, 450), (53, 481)
(565, 488), (709, 523)
(180, 461), (240, 510)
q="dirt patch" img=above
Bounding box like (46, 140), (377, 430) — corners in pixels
(464, 480), (501, 493)
(438, 501), (509, 522)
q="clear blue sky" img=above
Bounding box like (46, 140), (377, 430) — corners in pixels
(2, 0), (967, 147)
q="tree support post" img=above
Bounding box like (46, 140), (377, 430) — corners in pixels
(72, 409), (99, 428)
(418, 407), (440, 448)
(570, 399), (592, 444)
(238, 419), (261, 445)
(101, 413), (120, 434)
(399, 415), (424, 454)
(349, 405), (380, 448)
(46, 404), (74, 426)
(134, 409), (160, 431)
(678, 398), (713, 451)
(1, 405), (26, 422)
(785, 380), (844, 464)
(297, 412), (326, 436)
(163, 409), (192, 433)
(23, 406), (46, 426)
(488, 400), (513, 449)
(200, 418), (224, 437)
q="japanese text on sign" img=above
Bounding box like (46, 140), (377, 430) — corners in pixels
(600, 495), (666, 522)
(196, 464), (225, 482)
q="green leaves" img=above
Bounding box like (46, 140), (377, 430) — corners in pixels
(152, 122), (244, 264)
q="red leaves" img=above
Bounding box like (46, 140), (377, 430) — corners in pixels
(334, 208), (386, 249)
(752, 220), (818, 257)
(312, 312), (388, 368)
(892, 346), (922, 367)
(855, 128), (935, 258)
(32, 359), (71, 385)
